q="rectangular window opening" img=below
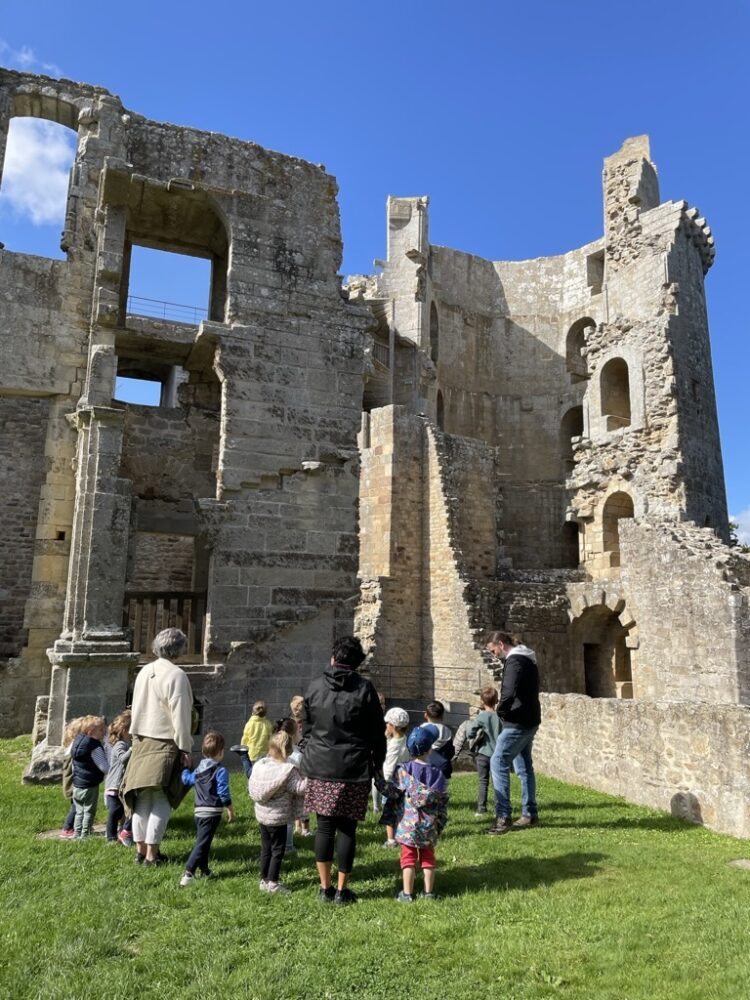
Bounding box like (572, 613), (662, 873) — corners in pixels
(123, 244), (213, 325)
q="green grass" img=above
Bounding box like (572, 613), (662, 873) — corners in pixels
(1, 735), (749, 1000)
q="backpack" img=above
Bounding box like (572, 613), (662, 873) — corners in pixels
(467, 723), (487, 757)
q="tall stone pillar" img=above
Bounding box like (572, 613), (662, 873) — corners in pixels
(24, 405), (139, 782)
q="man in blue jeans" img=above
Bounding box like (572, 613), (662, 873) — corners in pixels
(485, 631), (541, 835)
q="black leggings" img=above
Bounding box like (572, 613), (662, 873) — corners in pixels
(105, 794), (133, 841)
(314, 815), (358, 873)
(259, 823), (287, 882)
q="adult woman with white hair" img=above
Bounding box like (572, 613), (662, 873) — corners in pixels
(123, 627), (194, 866)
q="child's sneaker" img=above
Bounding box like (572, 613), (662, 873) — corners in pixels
(396, 890), (414, 903)
(420, 892), (438, 900)
(265, 881), (291, 895)
(383, 838), (398, 848)
(117, 830), (134, 847)
(299, 828), (314, 838)
(259, 879), (269, 892)
(58, 828), (76, 840)
(199, 868), (215, 879)
(133, 852), (146, 865)
(230, 744), (249, 755)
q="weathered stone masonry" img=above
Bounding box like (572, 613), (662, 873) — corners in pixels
(1, 70), (748, 836)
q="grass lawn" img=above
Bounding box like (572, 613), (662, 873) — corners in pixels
(1, 735), (748, 1000)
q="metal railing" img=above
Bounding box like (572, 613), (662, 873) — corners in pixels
(126, 294), (208, 325)
(372, 340), (391, 369)
(123, 591), (207, 658)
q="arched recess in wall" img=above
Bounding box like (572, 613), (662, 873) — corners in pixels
(560, 405), (584, 471)
(0, 113), (78, 258)
(436, 389), (445, 430)
(602, 491), (634, 567)
(570, 603), (634, 699)
(566, 318), (594, 382)
(429, 302), (439, 365)
(600, 358), (631, 430)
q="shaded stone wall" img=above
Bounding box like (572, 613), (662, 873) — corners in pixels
(535, 694), (750, 839)
(0, 396), (48, 657)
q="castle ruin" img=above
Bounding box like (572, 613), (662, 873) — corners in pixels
(1, 69), (749, 836)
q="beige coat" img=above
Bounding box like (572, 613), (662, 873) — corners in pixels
(130, 657), (193, 753)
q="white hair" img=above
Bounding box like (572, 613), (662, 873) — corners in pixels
(152, 627), (188, 660)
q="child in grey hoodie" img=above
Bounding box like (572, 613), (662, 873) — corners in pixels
(247, 730), (307, 895)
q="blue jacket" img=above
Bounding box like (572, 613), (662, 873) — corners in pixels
(182, 758), (232, 817)
(71, 734), (106, 789)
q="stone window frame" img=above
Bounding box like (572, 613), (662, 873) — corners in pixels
(587, 345), (645, 441)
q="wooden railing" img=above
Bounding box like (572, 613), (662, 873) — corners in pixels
(123, 591), (206, 658)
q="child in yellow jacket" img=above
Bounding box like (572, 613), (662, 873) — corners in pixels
(231, 701), (274, 777)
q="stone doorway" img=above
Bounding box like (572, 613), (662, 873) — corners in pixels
(572, 604), (633, 698)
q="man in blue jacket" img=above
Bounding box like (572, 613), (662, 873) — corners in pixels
(485, 631), (542, 835)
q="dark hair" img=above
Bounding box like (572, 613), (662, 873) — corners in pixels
(332, 635), (366, 668)
(425, 700), (445, 720)
(486, 631), (515, 647)
(202, 731), (225, 756)
(273, 717), (297, 737)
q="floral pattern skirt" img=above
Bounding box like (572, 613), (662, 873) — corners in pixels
(304, 778), (370, 821)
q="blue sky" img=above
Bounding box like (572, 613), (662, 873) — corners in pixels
(1, 1), (748, 536)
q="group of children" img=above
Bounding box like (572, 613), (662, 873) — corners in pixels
(58, 691), (499, 902)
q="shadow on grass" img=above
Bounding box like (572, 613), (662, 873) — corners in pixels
(351, 850), (607, 898)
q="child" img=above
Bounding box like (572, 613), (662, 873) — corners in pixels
(466, 687), (501, 816)
(247, 730), (307, 895)
(180, 731), (235, 887)
(58, 716), (84, 839)
(421, 700), (455, 779)
(232, 700), (274, 778)
(288, 698), (312, 837)
(104, 710), (134, 845)
(391, 724), (449, 902)
(70, 715), (109, 838)
(381, 707), (411, 847)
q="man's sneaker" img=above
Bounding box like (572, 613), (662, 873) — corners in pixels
(179, 872), (194, 887)
(334, 887), (357, 906)
(487, 816), (514, 835)
(266, 881), (291, 895)
(383, 838), (398, 848)
(117, 830), (134, 847)
(420, 892), (438, 900)
(199, 868), (215, 879)
(319, 886), (336, 903)
(259, 879), (270, 892)
(230, 744), (249, 755)
(513, 815), (540, 829)
(396, 890), (414, 903)
(58, 828), (76, 840)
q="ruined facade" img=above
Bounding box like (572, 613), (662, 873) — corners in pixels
(1, 70), (749, 835)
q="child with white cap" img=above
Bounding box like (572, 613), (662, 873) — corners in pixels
(381, 707), (411, 846)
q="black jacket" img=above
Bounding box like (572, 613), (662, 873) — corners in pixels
(71, 734), (105, 789)
(300, 664), (386, 783)
(497, 646), (542, 728)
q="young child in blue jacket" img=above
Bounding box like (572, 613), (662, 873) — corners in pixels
(180, 730), (235, 886)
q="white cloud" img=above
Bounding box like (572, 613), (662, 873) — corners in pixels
(731, 507), (750, 546)
(0, 39), (62, 77)
(0, 118), (77, 225)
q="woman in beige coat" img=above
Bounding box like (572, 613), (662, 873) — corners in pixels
(123, 627), (193, 866)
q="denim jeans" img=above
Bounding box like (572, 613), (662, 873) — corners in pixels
(489, 725), (539, 820)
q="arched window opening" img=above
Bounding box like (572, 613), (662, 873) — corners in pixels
(602, 491), (634, 568)
(561, 521), (580, 568)
(0, 117), (77, 259)
(436, 389), (445, 430)
(429, 302), (439, 366)
(565, 318), (594, 382)
(560, 406), (584, 470)
(571, 604), (633, 699)
(600, 358), (631, 430)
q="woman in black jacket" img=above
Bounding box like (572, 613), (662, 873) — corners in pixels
(300, 635), (386, 905)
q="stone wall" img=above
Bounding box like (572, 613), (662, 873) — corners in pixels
(536, 694), (750, 839)
(0, 396), (48, 657)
